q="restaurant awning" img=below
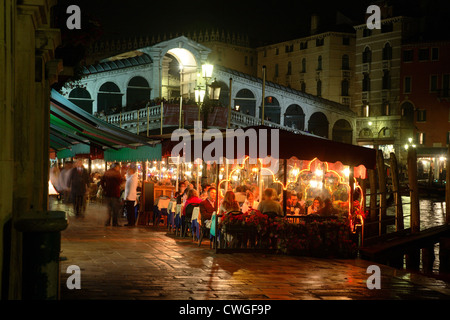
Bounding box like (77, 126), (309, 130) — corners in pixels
(50, 89), (161, 161)
(163, 125), (377, 169)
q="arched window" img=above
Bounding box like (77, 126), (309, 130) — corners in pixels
(287, 61), (292, 75)
(342, 54), (349, 70)
(363, 47), (372, 63)
(97, 82), (122, 114)
(126, 76), (151, 108)
(235, 89), (256, 116)
(383, 43), (392, 60)
(284, 104), (305, 130)
(69, 87), (93, 113)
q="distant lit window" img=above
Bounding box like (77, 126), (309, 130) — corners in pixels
(362, 104), (370, 117)
(417, 132), (425, 145)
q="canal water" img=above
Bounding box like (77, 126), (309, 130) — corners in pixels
(385, 195), (447, 274)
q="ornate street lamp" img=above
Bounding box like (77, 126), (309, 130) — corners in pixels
(194, 86), (205, 121)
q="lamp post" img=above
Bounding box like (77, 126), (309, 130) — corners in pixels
(195, 64), (221, 126)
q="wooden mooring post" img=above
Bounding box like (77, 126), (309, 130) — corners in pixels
(406, 148), (420, 270)
(377, 151), (387, 235)
(390, 152), (404, 231)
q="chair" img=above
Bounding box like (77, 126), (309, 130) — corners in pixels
(190, 207), (200, 241)
(174, 204), (182, 236)
(183, 203), (199, 238)
(264, 211), (278, 219)
(167, 200), (176, 231)
(156, 197), (170, 227)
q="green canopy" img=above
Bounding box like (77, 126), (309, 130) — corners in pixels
(50, 89), (161, 161)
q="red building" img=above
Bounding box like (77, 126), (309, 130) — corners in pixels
(400, 41), (450, 181)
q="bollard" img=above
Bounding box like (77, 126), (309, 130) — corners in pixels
(14, 211), (68, 300)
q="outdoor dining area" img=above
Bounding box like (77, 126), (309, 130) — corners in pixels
(151, 125), (377, 258)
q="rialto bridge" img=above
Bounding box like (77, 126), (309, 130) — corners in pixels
(61, 36), (357, 144)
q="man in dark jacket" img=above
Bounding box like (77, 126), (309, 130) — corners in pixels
(199, 187), (216, 224)
(68, 159), (89, 218)
(101, 163), (123, 226)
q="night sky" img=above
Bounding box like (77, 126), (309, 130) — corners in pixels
(56, 0), (376, 45)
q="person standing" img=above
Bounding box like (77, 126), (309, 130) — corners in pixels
(123, 163), (138, 226)
(101, 163), (123, 226)
(68, 160), (89, 218)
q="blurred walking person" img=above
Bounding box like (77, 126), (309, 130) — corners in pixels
(68, 160), (89, 218)
(101, 163), (123, 226)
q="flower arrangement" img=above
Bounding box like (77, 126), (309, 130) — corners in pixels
(219, 209), (358, 258)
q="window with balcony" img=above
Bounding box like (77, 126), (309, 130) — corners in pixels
(362, 73), (371, 92)
(341, 80), (349, 96)
(382, 70), (391, 90)
(341, 54), (349, 70)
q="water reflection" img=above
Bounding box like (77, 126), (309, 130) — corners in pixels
(384, 196), (447, 273)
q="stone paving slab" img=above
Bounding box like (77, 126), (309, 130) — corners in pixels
(56, 201), (450, 301)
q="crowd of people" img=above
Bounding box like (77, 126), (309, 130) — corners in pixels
(50, 160), (344, 232)
(50, 160), (140, 227)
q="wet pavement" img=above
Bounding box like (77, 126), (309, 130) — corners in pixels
(55, 200), (450, 301)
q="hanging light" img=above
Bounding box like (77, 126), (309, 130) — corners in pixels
(208, 78), (221, 100)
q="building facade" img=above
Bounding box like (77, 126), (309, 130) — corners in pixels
(400, 41), (450, 181)
(353, 15), (418, 161)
